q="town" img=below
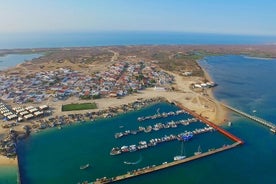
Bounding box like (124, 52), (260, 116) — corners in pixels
(0, 61), (174, 105)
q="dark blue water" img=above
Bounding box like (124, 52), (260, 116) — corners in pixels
(200, 55), (276, 122)
(1, 32), (276, 49)
(199, 55), (276, 183)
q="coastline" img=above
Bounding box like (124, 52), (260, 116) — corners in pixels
(201, 67), (228, 124)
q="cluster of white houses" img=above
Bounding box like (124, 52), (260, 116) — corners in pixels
(0, 101), (49, 122)
(0, 61), (174, 104)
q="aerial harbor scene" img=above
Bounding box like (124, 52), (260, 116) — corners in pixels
(1, 1), (276, 184)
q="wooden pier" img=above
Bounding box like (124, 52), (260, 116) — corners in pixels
(93, 142), (242, 184)
(221, 103), (276, 132)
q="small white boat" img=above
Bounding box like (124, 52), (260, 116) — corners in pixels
(174, 142), (186, 161)
(80, 163), (90, 170)
(194, 145), (202, 156)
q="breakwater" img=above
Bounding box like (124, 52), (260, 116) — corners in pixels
(94, 142), (242, 184)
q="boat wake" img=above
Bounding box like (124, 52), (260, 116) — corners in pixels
(123, 155), (142, 165)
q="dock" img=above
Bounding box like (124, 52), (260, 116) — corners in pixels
(221, 103), (276, 132)
(93, 142), (242, 184)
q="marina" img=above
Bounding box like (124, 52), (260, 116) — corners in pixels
(91, 102), (244, 184)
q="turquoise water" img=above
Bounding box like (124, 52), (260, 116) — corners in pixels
(0, 166), (18, 184)
(17, 102), (233, 184)
(0, 53), (43, 71)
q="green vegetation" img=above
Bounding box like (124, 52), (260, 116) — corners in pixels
(62, 102), (97, 111)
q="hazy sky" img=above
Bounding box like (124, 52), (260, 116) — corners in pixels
(1, 0), (276, 35)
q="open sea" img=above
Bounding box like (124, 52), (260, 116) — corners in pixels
(0, 33), (276, 183)
(0, 32), (276, 49)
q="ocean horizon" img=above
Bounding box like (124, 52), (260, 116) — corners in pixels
(1, 31), (276, 49)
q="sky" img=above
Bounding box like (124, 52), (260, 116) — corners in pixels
(0, 0), (276, 36)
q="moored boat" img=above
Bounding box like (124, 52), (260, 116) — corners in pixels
(194, 145), (202, 155)
(174, 141), (186, 161)
(110, 147), (121, 155)
(174, 155), (186, 161)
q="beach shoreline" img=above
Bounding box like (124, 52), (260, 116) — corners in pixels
(0, 155), (17, 166)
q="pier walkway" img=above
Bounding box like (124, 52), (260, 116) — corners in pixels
(93, 142), (242, 184)
(221, 103), (276, 131)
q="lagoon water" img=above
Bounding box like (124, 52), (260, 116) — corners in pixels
(0, 53), (43, 71)
(13, 55), (276, 184)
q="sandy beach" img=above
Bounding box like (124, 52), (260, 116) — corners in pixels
(0, 155), (17, 166)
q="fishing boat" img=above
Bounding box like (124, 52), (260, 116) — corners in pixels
(80, 163), (90, 170)
(110, 147), (122, 155)
(228, 121), (232, 127)
(174, 142), (186, 161)
(194, 145), (202, 156)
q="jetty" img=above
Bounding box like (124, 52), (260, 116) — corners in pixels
(93, 142), (242, 184)
(221, 103), (276, 132)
